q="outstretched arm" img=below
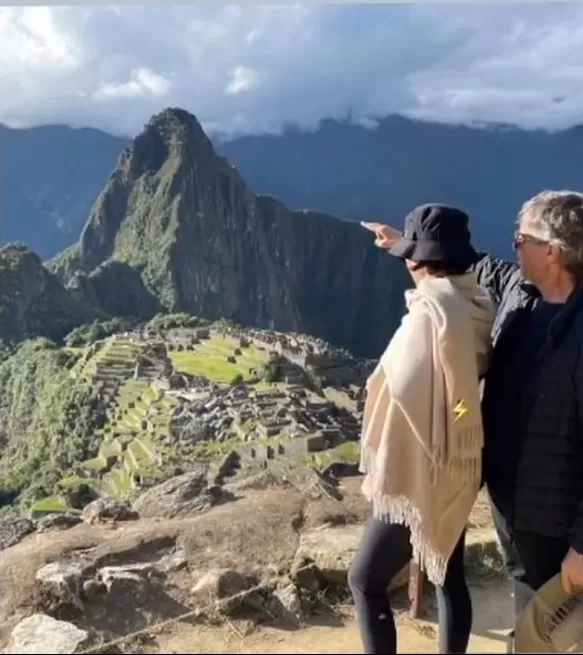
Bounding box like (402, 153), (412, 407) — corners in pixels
(361, 221), (522, 306)
(471, 253), (522, 307)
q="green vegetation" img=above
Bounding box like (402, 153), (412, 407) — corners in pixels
(0, 334), (170, 509)
(146, 312), (210, 332)
(67, 337), (179, 499)
(170, 336), (268, 383)
(64, 317), (140, 347)
(0, 326), (356, 515)
(88, 376), (179, 499)
(311, 440), (360, 469)
(0, 338), (105, 509)
(0, 243), (100, 349)
(30, 495), (80, 515)
(71, 336), (141, 382)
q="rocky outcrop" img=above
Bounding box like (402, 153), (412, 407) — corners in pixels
(0, 483), (504, 653)
(132, 469), (233, 519)
(81, 497), (139, 524)
(47, 108), (410, 358)
(35, 563), (83, 613)
(67, 260), (163, 320)
(0, 244), (99, 345)
(0, 519), (35, 552)
(191, 568), (254, 616)
(2, 613), (89, 654)
(36, 515), (82, 534)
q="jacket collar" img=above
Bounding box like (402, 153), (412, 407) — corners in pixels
(549, 284), (583, 347)
(520, 280), (583, 348)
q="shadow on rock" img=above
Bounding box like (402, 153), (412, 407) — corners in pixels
(32, 560), (195, 648)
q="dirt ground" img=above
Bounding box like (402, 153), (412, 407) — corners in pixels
(0, 476), (505, 653)
(158, 578), (513, 654)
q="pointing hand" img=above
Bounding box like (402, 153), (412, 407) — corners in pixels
(361, 222), (402, 250)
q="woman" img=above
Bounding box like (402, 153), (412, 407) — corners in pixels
(348, 203), (494, 654)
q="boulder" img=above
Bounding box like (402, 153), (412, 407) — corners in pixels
(156, 548), (188, 573)
(267, 583), (304, 625)
(36, 514), (82, 533)
(191, 568), (254, 615)
(284, 467), (342, 501)
(225, 469), (283, 493)
(96, 565), (150, 604)
(0, 519), (35, 552)
(81, 497), (139, 523)
(289, 559), (323, 593)
(132, 469), (232, 519)
(3, 613), (88, 654)
(82, 578), (107, 604)
(35, 562), (83, 611)
(192, 568), (248, 601)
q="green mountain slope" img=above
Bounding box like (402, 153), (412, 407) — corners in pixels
(48, 108), (410, 359)
(0, 243), (100, 349)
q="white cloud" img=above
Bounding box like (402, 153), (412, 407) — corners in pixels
(1, 4), (583, 137)
(94, 68), (171, 100)
(0, 7), (81, 69)
(225, 66), (260, 95)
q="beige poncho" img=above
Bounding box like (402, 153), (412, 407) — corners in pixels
(359, 272), (494, 586)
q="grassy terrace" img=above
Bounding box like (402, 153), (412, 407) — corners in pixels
(70, 337), (142, 383)
(83, 376), (180, 498)
(35, 332), (315, 508)
(47, 336), (176, 500)
(170, 336), (268, 382)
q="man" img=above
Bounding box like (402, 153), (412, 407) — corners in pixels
(362, 189), (583, 641)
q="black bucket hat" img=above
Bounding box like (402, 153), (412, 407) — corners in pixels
(388, 203), (478, 265)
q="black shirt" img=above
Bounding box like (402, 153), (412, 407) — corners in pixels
(482, 299), (565, 501)
(513, 300), (565, 377)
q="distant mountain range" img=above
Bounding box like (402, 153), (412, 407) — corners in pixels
(4, 109), (410, 358)
(4, 107), (583, 357)
(1, 123), (125, 259)
(4, 113), (583, 262)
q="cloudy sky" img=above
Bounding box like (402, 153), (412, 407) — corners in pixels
(2, 3), (583, 138)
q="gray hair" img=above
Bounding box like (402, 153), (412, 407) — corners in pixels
(519, 190), (583, 278)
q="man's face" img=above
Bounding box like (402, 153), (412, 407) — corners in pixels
(513, 213), (555, 284)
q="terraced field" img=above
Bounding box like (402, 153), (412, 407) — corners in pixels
(30, 333), (287, 513)
(83, 373), (182, 497)
(170, 336), (269, 382)
(30, 336), (182, 511)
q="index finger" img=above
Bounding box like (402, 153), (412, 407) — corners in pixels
(360, 221), (385, 232)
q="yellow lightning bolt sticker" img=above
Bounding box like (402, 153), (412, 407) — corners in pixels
(453, 399), (468, 423)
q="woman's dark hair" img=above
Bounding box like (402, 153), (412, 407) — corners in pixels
(409, 259), (473, 276)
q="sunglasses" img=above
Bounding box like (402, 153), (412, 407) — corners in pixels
(513, 231), (549, 251)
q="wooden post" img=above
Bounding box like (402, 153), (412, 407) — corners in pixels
(408, 561), (424, 619)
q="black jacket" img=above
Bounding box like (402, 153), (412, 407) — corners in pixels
(474, 253), (583, 552)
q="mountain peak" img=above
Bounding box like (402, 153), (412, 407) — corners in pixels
(0, 242), (40, 266)
(146, 107), (205, 133)
(47, 106), (409, 357)
(129, 107), (214, 175)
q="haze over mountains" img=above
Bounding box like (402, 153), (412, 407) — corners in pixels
(5, 112), (583, 264)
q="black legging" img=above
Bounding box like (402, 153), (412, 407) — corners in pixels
(348, 518), (472, 654)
